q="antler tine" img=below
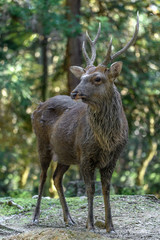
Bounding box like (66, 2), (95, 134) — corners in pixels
(101, 12), (139, 66)
(82, 41), (92, 66)
(86, 22), (101, 64)
(101, 37), (112, 66)
(82, 23), (101, 66)
(111, 12), (139, 62)
(86, 22), (101, 45)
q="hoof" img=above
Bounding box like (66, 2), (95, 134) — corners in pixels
(105, 222), (115, 234)
(65, 217), (76, 227)
(86, 223), (95, 232)
(32, 218), (39, 225)
(109, 230), (116, 234)
(106, 227), (116, 234)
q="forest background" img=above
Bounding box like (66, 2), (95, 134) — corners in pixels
(0, 0), (160, 198)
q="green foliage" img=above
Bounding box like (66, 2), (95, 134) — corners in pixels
(84, 0), (160, 196)
(0, 196), (86, 216)
(0, 198), (36, 215)
(7, 189), (32, 198)
(0, 0), (80, 197)
(0, 0), (159, 198)
(115, 186), (145, 196)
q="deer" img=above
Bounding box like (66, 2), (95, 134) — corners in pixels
(32, 13), (139, 233)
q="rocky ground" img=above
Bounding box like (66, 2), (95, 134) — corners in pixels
(0, 195), (160, 240)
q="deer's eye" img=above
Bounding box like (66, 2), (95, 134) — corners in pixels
(94, 77), (101, 83)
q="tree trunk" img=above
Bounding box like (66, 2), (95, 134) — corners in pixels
(41, 36), (48, 101)
(66, 0), (82, 93)
(136, 117), (157, 186)
(19, 166), (30, 188)
(136, 141), (157, 186)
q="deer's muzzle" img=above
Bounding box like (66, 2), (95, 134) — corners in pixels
(71, 91), (86, 101)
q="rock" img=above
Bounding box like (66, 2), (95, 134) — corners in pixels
(95, 220), (105, 229)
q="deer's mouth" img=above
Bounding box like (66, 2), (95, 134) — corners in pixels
(78, 94), (87, 100)
(71, 92), (87, 101)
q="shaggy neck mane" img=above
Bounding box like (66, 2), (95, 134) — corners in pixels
(88, 86), (127, 152)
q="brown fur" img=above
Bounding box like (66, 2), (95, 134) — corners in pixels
(32, 62), (128, 232)
(31, 16), (139, 231)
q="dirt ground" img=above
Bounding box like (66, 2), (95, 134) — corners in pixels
(0, 195), (160, 240)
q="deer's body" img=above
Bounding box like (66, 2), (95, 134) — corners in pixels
(32, 66), (128, 232)
(33, 86), (127, 168)
(32, 15), (139, 232)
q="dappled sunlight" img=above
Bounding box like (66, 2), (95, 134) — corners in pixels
(0, 0), (159, 200)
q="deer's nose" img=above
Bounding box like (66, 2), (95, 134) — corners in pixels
(71, 91), (79, 99)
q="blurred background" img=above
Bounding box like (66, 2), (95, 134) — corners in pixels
(0, 0), (160, 198)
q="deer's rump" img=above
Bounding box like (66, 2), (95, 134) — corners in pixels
(32, 95), (87, 165)
(32, 95), (76, 125)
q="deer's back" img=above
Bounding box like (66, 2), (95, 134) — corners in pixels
(32, 95), (82, 132)
(32, 95), (127, 167)
(32, 95), (88, 164)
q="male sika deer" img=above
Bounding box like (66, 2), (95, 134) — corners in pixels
(32, 13), (139, 232)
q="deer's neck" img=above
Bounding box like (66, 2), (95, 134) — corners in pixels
(88, 86), (127, 152)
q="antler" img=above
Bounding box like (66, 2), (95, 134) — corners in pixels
(82, 23), (101, 66)
(101, 12), (139, 66)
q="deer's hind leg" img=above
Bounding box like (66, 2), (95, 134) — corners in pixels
(33, 141), (52, 224)
(53, 163), (75, 226)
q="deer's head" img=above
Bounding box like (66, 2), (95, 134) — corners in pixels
(70, 13), (139, 106)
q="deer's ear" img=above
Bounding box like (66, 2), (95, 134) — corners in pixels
(109, 61), (123, 80)
(70, 66), (85, 78)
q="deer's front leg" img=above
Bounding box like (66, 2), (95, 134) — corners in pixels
(81, 162), (95, 231)
(100, 165), (115, 233)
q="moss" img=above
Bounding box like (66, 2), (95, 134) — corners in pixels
(0, 198), (35, 216)
(0, 195), (159, 219)
(0, 197), (87, 217)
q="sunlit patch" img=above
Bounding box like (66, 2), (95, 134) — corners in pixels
(134, 129), (139, 135)
(54, 86), (60, 92)
(3, 46), (8, 52)
(35, 52), (40, 57)
(121, 88), (128, 96)
(2, 88), (8, 97)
